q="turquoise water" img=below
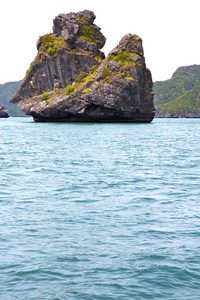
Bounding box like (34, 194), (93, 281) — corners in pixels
(0, 117), (200, 299)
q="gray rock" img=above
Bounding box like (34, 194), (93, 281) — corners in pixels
(0, 105), (10, 118)
(10, 10), (155, 123)
(11, 10), (106, 103)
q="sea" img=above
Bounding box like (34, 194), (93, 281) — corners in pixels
(0, 117), (200, 300)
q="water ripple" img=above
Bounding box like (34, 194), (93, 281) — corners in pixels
(0, 118), (200, 299)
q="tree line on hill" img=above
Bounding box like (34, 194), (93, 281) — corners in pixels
(154, 64), (200, 117)
(0, 80), (25, 116)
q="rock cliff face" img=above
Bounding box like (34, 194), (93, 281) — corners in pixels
(10, 10), (155, 122)
(0, 105), (10, 118)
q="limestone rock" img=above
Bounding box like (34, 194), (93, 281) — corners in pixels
(0, 105), (10, 118)
(10, 10), (155, 123)
(11, 10), (106, 103)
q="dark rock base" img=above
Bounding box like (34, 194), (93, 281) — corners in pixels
(0, 105), (10, 118)
(33, 114), (154, 123)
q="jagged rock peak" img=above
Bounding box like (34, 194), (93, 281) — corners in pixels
(10, 10), (106, 104)
(109, 34), (144, 56)
(52, 9), (106, 50)
(36, 9), (106, 55)
(53, 10), (96, 37)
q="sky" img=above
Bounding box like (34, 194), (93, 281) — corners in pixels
(0, 0), (199, 84)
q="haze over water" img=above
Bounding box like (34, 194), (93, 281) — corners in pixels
(0, 117), (200, 299)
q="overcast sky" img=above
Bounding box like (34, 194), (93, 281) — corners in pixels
(0, 0), (199, 84)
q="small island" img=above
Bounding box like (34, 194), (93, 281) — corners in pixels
(0, 105), (10, 118)
(10, 10), (155, 122)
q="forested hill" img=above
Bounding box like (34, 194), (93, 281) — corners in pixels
(0, 80), (25, 116)
(154, 65), (200, 117)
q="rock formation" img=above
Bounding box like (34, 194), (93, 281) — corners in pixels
(0, 105), (10, 118)
(10, 10), (155, 122)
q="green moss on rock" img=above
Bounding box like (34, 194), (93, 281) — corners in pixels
(75, 71), (85, 83)
(102, 68), (112, 80)
(40, 93), (49, 100)
(38, 34), (66, 56)
(79, 25), (98, 43)
(82, 87), (90, 95)
(108, 50), (138, 67)
(65, 85), (77, 95)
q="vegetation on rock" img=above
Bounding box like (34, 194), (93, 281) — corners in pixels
(38, 34), (66, 56)
(9, 11), (154, 122)
(75, 72), (85, 83)
(40, 93), (49, 100)
(79, 25), (97, 43)
(10, 10), (106, 105)
(102, 67), (112, 80)
(65, 85), (77, 95)
(109, 50), (134, 65)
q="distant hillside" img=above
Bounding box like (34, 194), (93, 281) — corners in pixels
(154, 65), (200, 117)
(0, 80), (25, 116)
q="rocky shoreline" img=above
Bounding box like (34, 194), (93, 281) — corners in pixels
(155, 107), (200, 118)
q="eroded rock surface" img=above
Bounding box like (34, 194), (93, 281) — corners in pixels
(10, 10), (155, 122)
(11, 10), (105, 103)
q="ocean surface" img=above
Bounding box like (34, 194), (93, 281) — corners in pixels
(0, 117), (200, 300)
